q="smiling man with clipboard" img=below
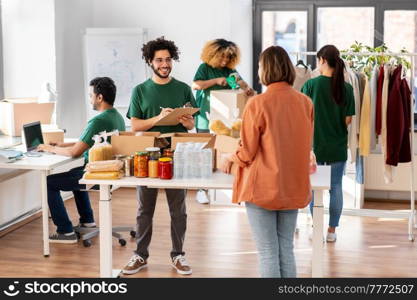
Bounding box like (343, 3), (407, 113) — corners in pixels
(125, 37), (198, 276)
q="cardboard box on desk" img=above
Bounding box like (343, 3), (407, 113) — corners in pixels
(42, 128), (64, 145)
(160, 132), (217, 171)
(159, 132), (215, 150)
(210, 89), (252, 127)
(111, 131), (161, 156)
(0, 98), (55, 136)
(214, 134), (240, 176)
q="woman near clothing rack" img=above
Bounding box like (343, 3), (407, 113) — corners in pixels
(301, 45), (355, 242)
(222, 46), (313, 277)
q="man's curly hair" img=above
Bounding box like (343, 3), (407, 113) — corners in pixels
(141, 37), (180, 65)
(200, 39), (240, 69)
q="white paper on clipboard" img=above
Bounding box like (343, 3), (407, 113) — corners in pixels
(154, 107), (200, 126)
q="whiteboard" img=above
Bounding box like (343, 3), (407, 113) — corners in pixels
(83, 28), (149, 125)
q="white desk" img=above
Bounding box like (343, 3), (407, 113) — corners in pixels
(0, 144), (83, 257)
(80, 166), (330, 278)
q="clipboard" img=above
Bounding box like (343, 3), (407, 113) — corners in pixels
(154, 107), (200, 126)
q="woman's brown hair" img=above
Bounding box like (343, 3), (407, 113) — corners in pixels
(259, 46), (295, 86)
(317, 44), (346, 105)
(200, 39), (240, 69)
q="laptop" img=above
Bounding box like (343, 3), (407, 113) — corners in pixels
(22, 121), (44, 156)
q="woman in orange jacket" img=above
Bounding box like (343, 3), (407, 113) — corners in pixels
(222, 46), (314, 277)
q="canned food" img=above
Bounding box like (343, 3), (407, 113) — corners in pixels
(146, 147), (161, 160)
(162, 148), (174, 158)
(159, 157), (173, 180)
(124, 156), (132, 177)
(134, 151), (149, 178)
(148, 159), (159, 178)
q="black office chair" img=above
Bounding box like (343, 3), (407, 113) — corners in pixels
(74, 184), (136, 247)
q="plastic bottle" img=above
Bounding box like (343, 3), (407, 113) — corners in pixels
(173, 145), (184, 179)
(88, 135), (104, 162)
(201, 148), (213, 178)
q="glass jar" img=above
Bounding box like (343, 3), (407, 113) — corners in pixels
(134, 151), (149, 178)
(148, 159), (159, 178)
(146, 147), (161, 160)
(159, 157), (173, 180)
(162, 148), (174, 158)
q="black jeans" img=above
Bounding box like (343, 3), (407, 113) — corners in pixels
(135, 187), (187, 259)
(47, 166), (94, 233)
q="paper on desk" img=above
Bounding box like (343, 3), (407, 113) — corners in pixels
(154, 107), (200, 126)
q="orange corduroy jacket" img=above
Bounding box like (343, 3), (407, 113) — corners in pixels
(231, 81), (314, 210)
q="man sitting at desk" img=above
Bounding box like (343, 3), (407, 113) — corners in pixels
(122, 37), (197, 275)
(38, 77), (125, 243)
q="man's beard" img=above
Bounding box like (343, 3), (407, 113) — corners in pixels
(151, 65), (171, 79)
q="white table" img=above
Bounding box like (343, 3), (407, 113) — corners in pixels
(0, 144), (82, 257)
(80, 166), (330, 278)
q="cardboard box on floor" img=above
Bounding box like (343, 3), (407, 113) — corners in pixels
(210, 89), (251, 127)
(0, 98), (55, 136)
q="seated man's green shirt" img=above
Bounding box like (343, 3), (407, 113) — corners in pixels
(79, 108), (126, 163)
(126, 78), (198, 133)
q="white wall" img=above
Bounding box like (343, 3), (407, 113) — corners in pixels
(90, 0), (253, 87)
(54, 0), (92, 137)
(1, 0), (56, 98)
(2, 0), (253, 137)
(58, 0), (253, 137)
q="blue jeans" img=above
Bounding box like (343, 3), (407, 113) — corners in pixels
(245, 202), (298, 278)
(47, 166), (94, 234)
(310, 161), (346, 228)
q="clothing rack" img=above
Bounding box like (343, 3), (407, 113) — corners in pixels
(291, 50), (417, 241)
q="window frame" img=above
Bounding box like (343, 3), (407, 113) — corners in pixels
(253, 0), (417, 92)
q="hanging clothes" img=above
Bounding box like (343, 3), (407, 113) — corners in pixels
(386, 64), (412, 166)
(355, 72), (366, 131)
(369, 66), (379, 150)
(359, 76), (371, 156)
(293, 67), (312, 91)
(345, 66), (361, 163)
(375, 65), (384, 136)
(381, 64), (394, 183)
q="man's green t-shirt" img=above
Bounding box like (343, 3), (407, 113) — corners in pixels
(193, 63), (238, 130)
(126, 78), (197, 133)
(301, 75), (355, 163)
(79, 108), (126, 162)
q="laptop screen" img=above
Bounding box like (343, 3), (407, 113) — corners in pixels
(23, 121), (44, 151)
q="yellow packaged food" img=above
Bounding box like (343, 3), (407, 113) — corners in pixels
(85, 160), (123, 172)
(88, 131), (115, 162)
(83, 171), (123, 180)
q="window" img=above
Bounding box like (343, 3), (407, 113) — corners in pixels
(262, 11), (308, 64)
(384, 10), (417, 110)
(317, 7), (374, 49)
(384, 10), (417, 53)
(253, 1), (417, 93)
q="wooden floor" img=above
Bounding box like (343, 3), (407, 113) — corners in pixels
(1, 188), (417, 278)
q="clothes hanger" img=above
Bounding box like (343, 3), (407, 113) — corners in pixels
(296, 59), (308, 69)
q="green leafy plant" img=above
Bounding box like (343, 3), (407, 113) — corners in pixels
(341, 41), (411, 77)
